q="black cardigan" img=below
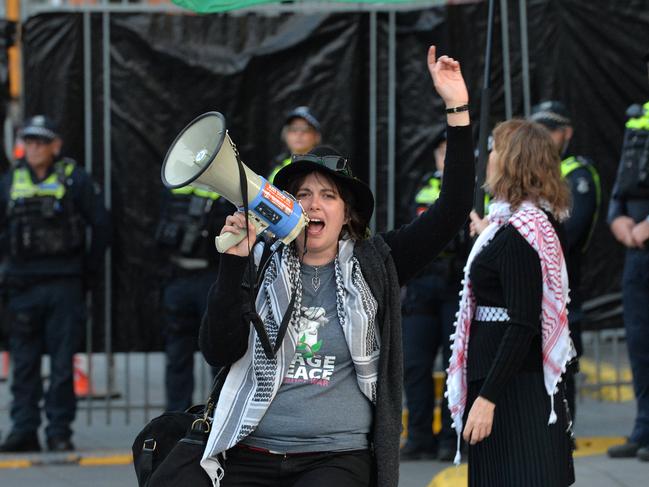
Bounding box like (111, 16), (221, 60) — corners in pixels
(199, 124), (474, 487)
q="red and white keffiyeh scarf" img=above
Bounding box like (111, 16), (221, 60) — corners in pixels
(446, 201), (575, 464)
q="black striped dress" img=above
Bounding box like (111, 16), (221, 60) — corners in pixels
(465, 224), (575, 487)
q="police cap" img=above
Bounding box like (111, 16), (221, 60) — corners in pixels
(283, 106), (321, 133)
(529, 101), (572, 130)
(20, 115), (59, 141)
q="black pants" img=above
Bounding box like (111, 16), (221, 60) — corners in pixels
(7, 277), (83, 440)
(402, 274), (458, 450)
(220, 446), (372, 487)
(162, 271), (216, 412)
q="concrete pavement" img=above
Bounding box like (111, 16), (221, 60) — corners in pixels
(0, 352), (646, 486)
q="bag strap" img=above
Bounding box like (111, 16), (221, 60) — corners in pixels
(138, 438), (157, 487)
(234, 152), (296, 360)
(204, 364), (231, 418)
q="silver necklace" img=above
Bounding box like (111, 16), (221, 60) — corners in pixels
(311, 266), (321, 292)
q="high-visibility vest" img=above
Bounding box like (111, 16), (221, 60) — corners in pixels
(10, 160), (75, 200)
(625, 101), (649, 130)
(268, 156), (291, 184)
(8, 160), (85, 258)
(171, 186), (221, 200)
(414, 176), (441, 206)
(561, 156), (602, 252)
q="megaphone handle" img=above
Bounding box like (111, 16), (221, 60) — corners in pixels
(214, 215), (269, 253)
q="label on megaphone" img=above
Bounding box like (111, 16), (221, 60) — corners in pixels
(214, 177), (309, 253)
(252, 178), (304, 239)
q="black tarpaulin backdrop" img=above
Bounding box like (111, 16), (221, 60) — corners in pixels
(20, 1), (649, 351)
(0, 19), (13, 173)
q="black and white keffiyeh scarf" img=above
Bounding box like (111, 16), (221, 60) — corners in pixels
(201, 239), (380, 485)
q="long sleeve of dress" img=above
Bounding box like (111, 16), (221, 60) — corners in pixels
(199, 253), (251, 367)
(382, 125), (474, 285)
(478, 230), (543, 402)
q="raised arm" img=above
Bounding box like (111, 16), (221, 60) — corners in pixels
(383, 46), (474, 284)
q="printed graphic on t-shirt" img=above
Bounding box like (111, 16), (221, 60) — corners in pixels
(285, 306), (336, 387)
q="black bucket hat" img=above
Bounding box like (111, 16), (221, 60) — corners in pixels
(273, 146), (374, 226)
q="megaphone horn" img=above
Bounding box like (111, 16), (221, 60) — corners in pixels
(161, 112), (309, 253)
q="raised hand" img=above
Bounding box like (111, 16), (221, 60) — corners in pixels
(427, 45), (469, 108)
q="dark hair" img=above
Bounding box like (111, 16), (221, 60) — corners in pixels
(287, 170), (369, 241)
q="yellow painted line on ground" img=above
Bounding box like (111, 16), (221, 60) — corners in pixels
(579, 358), (633, 401)
(429, 463), (467, 487)
(79, 454), (132, 466)
(0, 452), (133, 469)
(0, 459), (32, 468)
(573, 436), (626, 458)
(428, 436), (627, 487)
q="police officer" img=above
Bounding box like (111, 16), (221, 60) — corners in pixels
(530, 101), (601, 421)
(401, 132), (467, 461)
(0, 115), (109, 452)
(268, 106), (321, 183)
(155, 185), (233, 412)
(607, 52), (649, 462)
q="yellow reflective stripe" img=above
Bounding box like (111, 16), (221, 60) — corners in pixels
(624, 101), (649, 130)
(415, 177), (441, 204)
(192, 188), (220, 200)
(626, 118), (649, 130)
(10, 169), (33, 199)
(560, 156), (580, 177)
(171, 187), (193, 195)
(171, 186), (220, 200)
(268, 157), (292, 184)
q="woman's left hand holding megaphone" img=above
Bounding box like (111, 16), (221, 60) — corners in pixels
(220, 211), (258, 256)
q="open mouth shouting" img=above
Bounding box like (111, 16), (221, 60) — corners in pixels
(307, 218), (325, 236)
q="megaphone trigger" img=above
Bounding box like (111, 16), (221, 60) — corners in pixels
(214, 212), (269, 253)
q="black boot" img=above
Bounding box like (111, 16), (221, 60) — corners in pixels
(607, 440), (640, 458)
(0, 432), (41, 453)
(47, 436), (75, 452)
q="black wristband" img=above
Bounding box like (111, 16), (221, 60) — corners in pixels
(446, 104), (470, 114)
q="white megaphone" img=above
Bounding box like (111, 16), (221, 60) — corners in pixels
(161, 112), (309, 253)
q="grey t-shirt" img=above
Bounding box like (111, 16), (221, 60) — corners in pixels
(244, 261), (373, 453)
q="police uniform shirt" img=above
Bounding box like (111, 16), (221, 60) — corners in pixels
(0, 159), (109, 278)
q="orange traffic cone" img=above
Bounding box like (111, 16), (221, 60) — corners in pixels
(73, 354), (93, 398)
(0, 351), (9, 382)
(13, 140), (24, 160)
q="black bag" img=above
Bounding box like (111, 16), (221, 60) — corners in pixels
(132, 366), (229, 487)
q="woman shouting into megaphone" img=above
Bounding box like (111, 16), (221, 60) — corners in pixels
(198, 46), (474, 487)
